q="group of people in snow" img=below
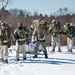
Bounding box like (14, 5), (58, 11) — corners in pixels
(0, 19), (75, 63)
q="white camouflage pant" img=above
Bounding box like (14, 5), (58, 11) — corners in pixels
(16, 40), (26, 59)
(67, 37), (74, 51)
(51, 35), (60, 50)
(0, 45), (8, 61)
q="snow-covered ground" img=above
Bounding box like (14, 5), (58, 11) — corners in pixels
(0, 45), (75, 75)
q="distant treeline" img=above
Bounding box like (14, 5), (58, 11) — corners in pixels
(0, 8), (75, 45)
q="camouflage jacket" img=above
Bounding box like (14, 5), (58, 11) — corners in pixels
(64, 26), (75, 38)
(0, 28), (11, 47)
(49, 24), (62, 37)
(32, 28), (46, 42)
(14, 27), (28, 45)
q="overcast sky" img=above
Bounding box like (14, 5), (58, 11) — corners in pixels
(7, 0), (75, 15)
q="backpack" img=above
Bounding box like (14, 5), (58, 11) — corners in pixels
(36, 28), (45, 39)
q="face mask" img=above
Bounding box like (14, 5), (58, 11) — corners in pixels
(18, 26), (23, 30)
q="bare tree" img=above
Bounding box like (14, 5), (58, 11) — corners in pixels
(0, 0), (12, 18)
(0, 0), (12, 10)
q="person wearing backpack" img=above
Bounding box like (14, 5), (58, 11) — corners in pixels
(14, 21), (28, 61)
(48, 19), (63, 52)
(32, 24), (48, 58)
(63, 23), (75, 52)
(0, 23), (11, 63)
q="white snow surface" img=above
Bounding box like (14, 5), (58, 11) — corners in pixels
(0, 46), (75, 75)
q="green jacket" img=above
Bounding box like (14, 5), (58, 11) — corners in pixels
(14, 27), (28, 45)
(33, 28), (46, 41)
(0, 28), (11, 47)
(49, 24), (62, 37)
(64, 26), (75, 38)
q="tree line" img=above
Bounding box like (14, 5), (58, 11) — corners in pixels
(0, 2), (75, 45)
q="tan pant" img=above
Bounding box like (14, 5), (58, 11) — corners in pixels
(0, 45), (8, 61)
(16, 40), (26, 59)
(51, 35), (60, 50)
(34, 41), (48, 58)
(67, 37), (74, 51)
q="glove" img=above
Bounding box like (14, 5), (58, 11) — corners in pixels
(8, 44), (10, 48)
(32, 41), (36, 44)
(59, 31), (62, 34)
(14, 34), (19, 39)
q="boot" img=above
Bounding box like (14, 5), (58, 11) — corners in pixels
(58, 48), (62, 52)
(51, 49), (55, 52)
(68, 49), (72, 52)
(33, 50), (38, 58)
(3, 60), (8, 64)
(23, 58), (26, 60)
(45, 55), (48, 58)
(44, 50), (48, 58)
(33, 55), (37, 58)
(16, 58), (19, 61)
(1, 58), (4, 61)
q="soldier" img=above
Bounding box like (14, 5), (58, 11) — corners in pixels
(4, 22), (14, 45)
(32, 24), (48, 58)
(48, 19), (62, 52)
(63, 23), (75, 52)
(0, 23), (11, 63)
(29, 19), (40, 37)
(14, 21), (28, 61)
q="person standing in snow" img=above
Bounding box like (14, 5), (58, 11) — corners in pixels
(48, 19), (63, 52)
(32, 23), (48, 58)
(63, 23), (75, 52)
(0, 22), (11, 63)
(14, 21), (28, 61)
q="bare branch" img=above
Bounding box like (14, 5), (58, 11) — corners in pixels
(0, 0), (12, 10)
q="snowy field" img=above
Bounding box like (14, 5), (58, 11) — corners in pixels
(0, 45), (75, 75)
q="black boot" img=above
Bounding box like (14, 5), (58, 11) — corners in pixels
(45, 55), (48, 58)
(3, 60), (8, 64)
(16, 58), (19, 61)
(58, 48), (61, 52)
(23, 58), (26, 60)
(51, 49), (55, 52)
(44, 50), (48, 58)
(33, 49), (38, 58)
(68, 49), (72, 52)
(33, 55), (37, 58)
